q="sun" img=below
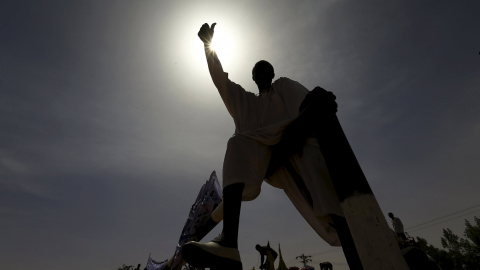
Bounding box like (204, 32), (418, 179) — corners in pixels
(209, 27), (236, 65)
(187, 21), (250, 86)
(210, 35), (227, 52)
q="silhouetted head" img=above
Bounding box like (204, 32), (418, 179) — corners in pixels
(252, 60), (275, 92)
(388, 212), (394, 219)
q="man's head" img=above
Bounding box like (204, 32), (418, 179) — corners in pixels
(388, 212), (394, 219)
(252, 60), (275, 92)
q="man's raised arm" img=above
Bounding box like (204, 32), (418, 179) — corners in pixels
(198, 23), (227, 92)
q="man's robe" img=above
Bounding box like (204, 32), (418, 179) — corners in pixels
(392, 217), (404, 234)
(208, 58), (343, 246)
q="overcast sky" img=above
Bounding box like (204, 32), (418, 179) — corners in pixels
(1, 1), (480, 269)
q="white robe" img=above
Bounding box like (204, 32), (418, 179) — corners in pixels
(392, 217), (404, 233)
(209, 58), (343, 246)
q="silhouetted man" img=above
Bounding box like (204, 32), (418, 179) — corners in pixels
(182, 23), (363, 270)
(256, 242), (278, 270)
(388, 212), (406, 241)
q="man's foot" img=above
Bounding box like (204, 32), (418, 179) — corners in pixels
(181, 235), (242, 270)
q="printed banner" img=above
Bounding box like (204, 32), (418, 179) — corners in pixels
(146, 171), (222, 270)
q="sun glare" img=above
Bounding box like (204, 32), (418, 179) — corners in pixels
(209, 28), (235, 65)
(183, 19), (251, 97)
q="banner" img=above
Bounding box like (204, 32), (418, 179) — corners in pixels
(146, 255), (168, 270)
(146, 171), (222, 270)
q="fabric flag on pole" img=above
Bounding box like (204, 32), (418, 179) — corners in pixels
(146, 171), (223, 270)
(146, 255), (168, 270)
(170, 170), (222, 269)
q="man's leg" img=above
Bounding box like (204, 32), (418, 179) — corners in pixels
(218, 183), (244, 248)
(183, 134), (266, 270)
(181, 183), (244, 270)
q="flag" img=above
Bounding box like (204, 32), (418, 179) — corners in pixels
(146, 171), (222, 270)
(146, 255), (168, 270)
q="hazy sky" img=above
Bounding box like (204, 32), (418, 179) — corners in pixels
(1, 1), (480, 269)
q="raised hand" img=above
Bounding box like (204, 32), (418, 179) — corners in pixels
(198, 23), (216, 44)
